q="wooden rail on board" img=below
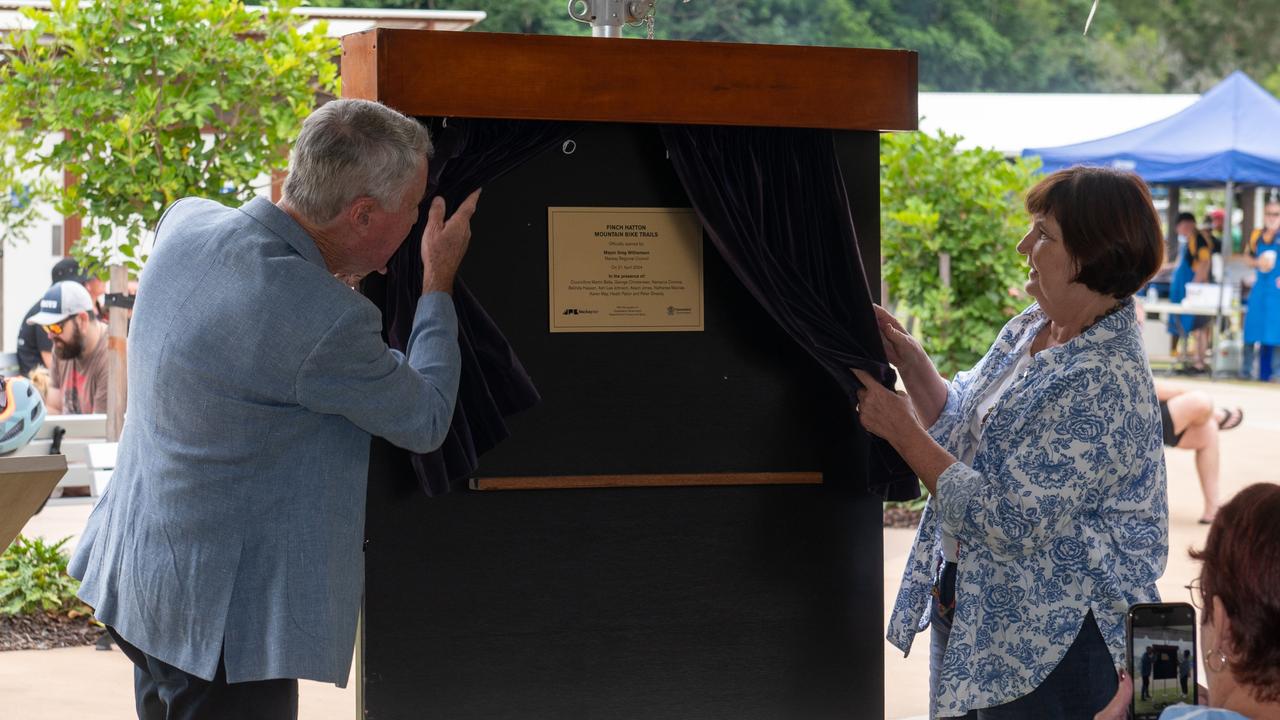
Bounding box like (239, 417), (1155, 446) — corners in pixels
(471, 472), (823, 491)
(341, 29), (917, 132)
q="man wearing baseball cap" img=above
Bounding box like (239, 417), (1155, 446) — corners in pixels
(16, 257), (89, 375)
(26, 279), (109, 414)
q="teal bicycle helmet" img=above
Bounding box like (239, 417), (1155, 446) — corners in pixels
(0, 376), (45, 455)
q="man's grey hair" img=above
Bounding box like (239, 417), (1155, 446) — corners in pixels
(282, 99), (433, 224)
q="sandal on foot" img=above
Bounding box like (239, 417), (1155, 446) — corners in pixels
(1216, 407), (1244, 431)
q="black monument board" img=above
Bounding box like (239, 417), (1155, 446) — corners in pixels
(362, 121), (887, 719)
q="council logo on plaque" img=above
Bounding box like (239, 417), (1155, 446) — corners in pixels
(547, 207), (705, 333)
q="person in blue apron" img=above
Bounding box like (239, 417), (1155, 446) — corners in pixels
(1244, 200), (1280, 381)
(1167, 212), (1219, 372)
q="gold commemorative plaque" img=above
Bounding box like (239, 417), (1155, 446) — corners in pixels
(548, 207), (704, 333)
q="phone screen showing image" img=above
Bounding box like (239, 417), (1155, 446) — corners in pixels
(1128, 603), (1198, 720)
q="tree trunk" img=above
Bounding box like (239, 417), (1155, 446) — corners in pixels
(106, 264), (127, 441)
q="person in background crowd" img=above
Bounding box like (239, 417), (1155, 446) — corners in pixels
(866, 166), (1167, 718)
(1142, 646), (1156, 702)
(24, 280), (110, 498)
(17, 258), (88, 375)
(85, 273), (107, 321)
(26, 280), (109, 415)
(1210, 207), (1226, 240)
(1180, 650), (1194, 699)
(1202, 212), (1223, 288)
(1153, 380), (1242, 524)
(1242, 200), (1280, 381)
(27, 366), (50, 399)
(1095, 483), (1280, 720)
(1167, 212), (1219, 373)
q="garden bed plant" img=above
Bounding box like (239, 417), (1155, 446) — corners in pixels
(0, 535), (103, 651)
(882, 481), (928, 529)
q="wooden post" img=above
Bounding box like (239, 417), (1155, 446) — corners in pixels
(1165, 184), (1181, 263)
(1241, 185), (1257, 250)
(63, 144), (81, 254)
(270, 168), (287, 203)
(106, 264), (127, 441)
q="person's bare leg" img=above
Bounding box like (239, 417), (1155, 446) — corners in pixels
(1154, 380), (1182, 403)
(1164, 390), (1214, 434)
(1194, 327), (1211, 369)
(1176, 421), (1220, 522)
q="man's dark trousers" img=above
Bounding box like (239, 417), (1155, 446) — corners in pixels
(108, 628), (298, 720)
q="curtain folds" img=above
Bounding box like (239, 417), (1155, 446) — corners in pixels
(370, 118), (918, 501)
(373, 119), (577, 496)
(659, 124), (918, 500)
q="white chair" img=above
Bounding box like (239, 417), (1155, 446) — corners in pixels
(86, 440), (117, 497)
(15, 414), (109, 502)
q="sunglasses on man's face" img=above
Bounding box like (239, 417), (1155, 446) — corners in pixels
(43, 319), (72, 335)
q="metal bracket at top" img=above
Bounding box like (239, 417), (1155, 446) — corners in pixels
(567, 0), (655, 38)
(103, 293), (135, 310)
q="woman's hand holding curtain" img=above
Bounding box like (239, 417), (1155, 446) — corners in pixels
(873, 305), (949, 427)
(851, 367), (955, 494)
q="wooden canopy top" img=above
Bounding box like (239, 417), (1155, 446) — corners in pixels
(341, 29), (917, 132)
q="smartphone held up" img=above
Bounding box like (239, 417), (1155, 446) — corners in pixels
(1127, 603), (1198, 720)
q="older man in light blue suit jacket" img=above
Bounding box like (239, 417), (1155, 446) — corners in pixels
(69, 100), (479, 717)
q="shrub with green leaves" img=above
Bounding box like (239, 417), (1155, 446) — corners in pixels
(880, 129), (1040, 378)
(0, 535), (84, 616)
(0, 0), (340, 274)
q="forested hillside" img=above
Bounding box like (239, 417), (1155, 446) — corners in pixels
(315, 0), (1280, 94)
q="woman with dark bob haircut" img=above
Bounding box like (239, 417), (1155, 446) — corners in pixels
(854, 167), (1169, 717)
(1096, 483), (1280, 719)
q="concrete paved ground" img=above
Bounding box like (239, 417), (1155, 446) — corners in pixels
(0, 644), (351, 720)
(3, 379), (1275, 719)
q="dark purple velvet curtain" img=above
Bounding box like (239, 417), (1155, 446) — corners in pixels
(371, 118), (577, 496)
(372, 118), (916, 500)
(659, 124), (918, 500)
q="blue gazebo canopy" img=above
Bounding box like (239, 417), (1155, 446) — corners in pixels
(1022, 71), (1280, 186)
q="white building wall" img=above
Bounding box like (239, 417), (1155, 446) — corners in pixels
(2, 203), (63, 353)
(918, 92), (1200, 156)
(2, 131), (63, 355)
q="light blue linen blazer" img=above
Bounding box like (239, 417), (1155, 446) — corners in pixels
(886, 300), (1168, 715)
(68, 196), (460, 685)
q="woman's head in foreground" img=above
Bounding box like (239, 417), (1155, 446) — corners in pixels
(1193, 482), (1280, 706)
(1018, 166), (1163, 315)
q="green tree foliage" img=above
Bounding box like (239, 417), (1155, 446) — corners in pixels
(0, 535), (83, 616)
(1134, 0), (1280, 94)
(0, 0), (340, 273)
(851, 0), (1103, 92)
(648, 0), (884, 47)
(0, 168), (47, 248)
(309, 0), (579, 34)
(310, 0), (878, 45)
(313, 0), (1280, 95)
(880, 130), (1039, 377)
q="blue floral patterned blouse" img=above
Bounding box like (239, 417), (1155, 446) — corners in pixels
(886, 299), (1168, 716)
